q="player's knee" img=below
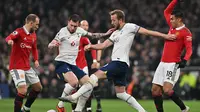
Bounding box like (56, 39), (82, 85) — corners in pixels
(163, 88), (173, 96)
(116, 92), (128, 100)
(88, 74), (99, 87)
(17, 85), (28, 95)
(151, 86), (162, 96)
(69, 79), (79, 88)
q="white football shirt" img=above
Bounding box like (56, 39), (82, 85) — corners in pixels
(54, 27), (88, 65)
(109, 23), (140, 66)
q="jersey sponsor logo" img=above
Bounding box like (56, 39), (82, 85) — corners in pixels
(12, 31), (18, 35)
(71, 41), (75, 46)
(24, 37), (27, 40)
(20, 43), (32, 49)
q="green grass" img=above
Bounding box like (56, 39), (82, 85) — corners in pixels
(0, 99), (199, 112)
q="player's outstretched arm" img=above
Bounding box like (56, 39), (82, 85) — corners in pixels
(84, 39), (113, 51)
(138, 27), (176, 40)
(86, 28), (115, 39)
(164, 0), (178, 26)
(48, 39), (61, 49)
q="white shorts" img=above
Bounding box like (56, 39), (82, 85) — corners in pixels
(10, 68), (40, 88)
(82, 66), (89, 75)
(152, 62), (180, 86)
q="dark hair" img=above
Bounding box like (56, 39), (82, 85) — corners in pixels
(109, 9), (125, 21)
(171, 10), (184, 19)
(68, 14), (80, 22)
(25, 14), (39, 23)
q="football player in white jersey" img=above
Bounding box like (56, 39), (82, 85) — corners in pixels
(58, 10), (176, 112)
(48, 14), (113, 112)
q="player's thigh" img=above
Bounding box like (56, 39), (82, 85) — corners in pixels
(63, 71), (79, 86)
(163, 63), (180, 86)
(10, 69), (27, 94)
(10, 69), (26, 88)
(55, 61), (73, 80)
(100, 61), (127, 80)
(71, 65), (87, 80)
(25, 68), (40, 86)
(115, 86), (126, 93)
(152, 62), (165, 86)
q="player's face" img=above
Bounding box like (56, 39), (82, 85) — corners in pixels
(68, 20), (79, 33)
(170, 15), (179, 28)
(111, 14), (120, 29)
(30, 18), (40, 32)
(80, 21), (89, 31)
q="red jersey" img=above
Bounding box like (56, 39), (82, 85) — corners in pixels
(161, 0), (192, 62)
(5, 26), (38, 70)
(76, 37), (96, 69)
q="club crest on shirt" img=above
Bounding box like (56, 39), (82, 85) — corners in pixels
(175, 32), (179, 36)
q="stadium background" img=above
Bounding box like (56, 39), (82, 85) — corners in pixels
(0, 0), (200, 111)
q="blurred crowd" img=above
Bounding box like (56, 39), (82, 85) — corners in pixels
(0, 0), (200, 99)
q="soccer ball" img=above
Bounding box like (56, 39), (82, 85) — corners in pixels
(47, 109), (56, 112)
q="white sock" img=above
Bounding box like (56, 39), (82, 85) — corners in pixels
(75, 89), (93, 111)
(71, 74), (98, 100)
(23, 106), (30, 111)
(58, 83), (75, 107)
(116, 92), (146, 112)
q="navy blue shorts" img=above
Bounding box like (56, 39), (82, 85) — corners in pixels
(55, 61), (86, 80)
(100, 61), (128, 86)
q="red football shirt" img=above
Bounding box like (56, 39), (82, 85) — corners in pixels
(76, 37), (96, 69)
(161, 0), (192, 62)
(5, 26), (38, 70)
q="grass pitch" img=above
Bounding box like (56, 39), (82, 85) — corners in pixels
(0, 99), (199, 112)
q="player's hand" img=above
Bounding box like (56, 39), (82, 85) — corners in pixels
(91, 61), (100, 69)
(165, 34), (176, 40)
(177, 59), (187, 68)
(48, 40), (61, 49)
(105, 28), (115, 36)
(34, 60), (40, 68)
(8, 40), (14, 46)
(84, 44), (91, 51)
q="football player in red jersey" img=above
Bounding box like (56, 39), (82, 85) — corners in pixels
(152, 0), (192, 112)
(5, 14), (42, 112)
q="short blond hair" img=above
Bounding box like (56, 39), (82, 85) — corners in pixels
(109, 9), (125, 21)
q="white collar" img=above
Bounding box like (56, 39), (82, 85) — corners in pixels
(175, 24), (185, 30)
(23, 26), (30, 35)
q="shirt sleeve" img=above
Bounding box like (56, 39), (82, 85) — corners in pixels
(76, 27), (88, 36)
(5, 29), (20, 42)
(129, 24), (140, 34)
(54, 28), (65, 41)
(108, 32), (117, 43)
(183, 32), (192, 61)
(32, 34), (39, 61)
(164, 0), (177, 27)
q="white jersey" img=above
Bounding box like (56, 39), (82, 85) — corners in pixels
(54, 27), (88, 65)
(109, 23), (140, 66)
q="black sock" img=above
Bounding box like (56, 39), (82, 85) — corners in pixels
(153, 95), (163, 112)
(14, 93), (25, 112)
(168, 90), (186, 110)
(71, 103), (77, 110)
(24, 89), (40, 108)
(86, 95), (92, 110)
(93, 86), (101, 109)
